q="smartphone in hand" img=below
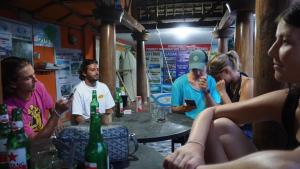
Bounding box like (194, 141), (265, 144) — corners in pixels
(64, 88), (76, 101)
(67, 92), (74, 100)
(184, 99), (197, 107)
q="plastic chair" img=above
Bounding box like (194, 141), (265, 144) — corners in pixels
(150, 93), (172, 107)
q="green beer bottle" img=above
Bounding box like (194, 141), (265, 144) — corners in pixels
(7, 108), (30, 169)
(85, 90), (109, 169)
(115, 88), (123, 117)
(90, 90), (99, 114)
(0, 104), (10, 169)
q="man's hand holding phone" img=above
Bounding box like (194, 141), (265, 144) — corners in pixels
(182, 99), (197, 112)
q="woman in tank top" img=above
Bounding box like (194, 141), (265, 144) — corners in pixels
(164, 2), (300, 169)
(207, 50), (254, 104)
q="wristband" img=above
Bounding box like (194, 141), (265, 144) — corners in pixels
(187, 140), (205, 149)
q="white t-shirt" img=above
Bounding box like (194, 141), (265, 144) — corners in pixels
(72, 81), (115, 119)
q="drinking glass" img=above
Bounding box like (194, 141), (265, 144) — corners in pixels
(150, 103), (166, 122)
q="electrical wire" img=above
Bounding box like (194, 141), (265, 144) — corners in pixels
(155, 24), (174, 84)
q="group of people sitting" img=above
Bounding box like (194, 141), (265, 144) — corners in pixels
(164, 2), (300, 169)
(1, 2), (300, 168)
(1, 57), (115, 140)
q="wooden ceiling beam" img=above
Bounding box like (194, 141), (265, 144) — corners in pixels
(93, 7), (145, 32)
(146, 20), (218, 29)
(56, 12), (73, 22)
(0, 1), (99, 33)
(32, 1), (57, 13)
(60, 0), (94, 2)
(54, 0), (98, 32)
(199, 0), (224, 21)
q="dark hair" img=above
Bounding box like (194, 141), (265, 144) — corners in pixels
(277, 2), (300, 28)
(207, 50), (240, 76)
(1, 56), (31, 98)
(78, 59), (98, 80)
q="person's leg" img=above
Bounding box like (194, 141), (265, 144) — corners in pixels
(205, 118), (257, 164)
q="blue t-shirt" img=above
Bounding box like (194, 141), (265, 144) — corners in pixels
(171, 74), (221, 119)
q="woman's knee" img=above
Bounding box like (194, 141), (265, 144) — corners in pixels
(213, 118), (241, 135)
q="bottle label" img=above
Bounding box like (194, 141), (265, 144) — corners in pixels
(12, 121), (23, 130)
(136, 96), (142, 112)
(8, 148), (28, 169)
(120, 103), (124, 113)
(0, 153), (8, 165)
(0, 114), (9, 123)
(85, 162), (97, 169)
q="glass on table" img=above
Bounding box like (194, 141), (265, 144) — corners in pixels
(150, 102), (167, 122)
(30, 139), (69, 169)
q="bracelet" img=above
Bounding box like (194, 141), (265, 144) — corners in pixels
(186, 140), (205, 149)
(53, 109), (61, 118)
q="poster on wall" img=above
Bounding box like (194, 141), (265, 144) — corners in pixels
(0, 17), (33, 62)
(55, 49), (82, 99)
(146, 50), (161, 93)
(33, 21), (61, 48)
(146, 44), (211, 93)
(0, 33), (12, 56)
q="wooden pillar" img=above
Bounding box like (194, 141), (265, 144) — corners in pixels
(100, 23), (116, 95)
(235, 11), (255, 77)
(253, 0), (292, 150)
(212, 28), (234, 53)
(132, 31), (149, 104)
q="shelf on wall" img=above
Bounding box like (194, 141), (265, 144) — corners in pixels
(34, 62), (63, 73)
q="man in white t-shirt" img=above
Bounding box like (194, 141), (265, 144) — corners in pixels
(72, 59), (115, 124)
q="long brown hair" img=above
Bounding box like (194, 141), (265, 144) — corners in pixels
(1, 56), (31, 99)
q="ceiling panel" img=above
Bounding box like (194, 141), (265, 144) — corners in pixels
(2, 0), (227, 32)
(8, 0), (53, 11)
(64, 1), (96, 16)
(62, 15), (87, 27)
(38, 4), (69, 21)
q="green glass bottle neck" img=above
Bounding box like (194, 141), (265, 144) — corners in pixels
(91, 100), (99, 114)
(11, 121), (25, 134)
(89, 113), (103, 142)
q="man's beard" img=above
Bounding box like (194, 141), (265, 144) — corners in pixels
(86, 76), (98, 83)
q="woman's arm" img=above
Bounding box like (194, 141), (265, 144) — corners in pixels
(239, 77), (254, 102)
(196, 147), (300, 169)
(216, 80), (232, 104)
(164, 89), (288, 169)
(213, 89), (288, 124)
(191, 88), (288, 142)
(164, 107), (215, 169)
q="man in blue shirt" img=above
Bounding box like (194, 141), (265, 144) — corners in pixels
(171, 50), (221, 119)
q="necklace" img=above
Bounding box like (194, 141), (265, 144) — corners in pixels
(228, 72), (242, 102)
